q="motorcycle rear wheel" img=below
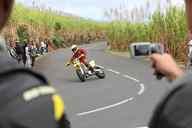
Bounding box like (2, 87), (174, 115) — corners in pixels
(95, 66), (106, 79)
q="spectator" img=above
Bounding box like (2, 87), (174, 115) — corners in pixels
(40, 40), (46, 55)
(15, 41), (24, 64)
(0, 0), (71, 128)
(7, 40), (17, 59)
(30, 41), (38, 67)
(149, 0), (192, 128)
(36, 40), (41, 55)
(149, 54), (185, 128)
(188, 36), (192, 56)
(186, 36), (192, 68)
(45, 39), (49, 53)
(25, 43), (32, 68)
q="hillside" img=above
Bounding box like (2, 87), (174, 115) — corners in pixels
(2, 4), (107, 48)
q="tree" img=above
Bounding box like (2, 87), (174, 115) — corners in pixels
(185, 0), (192, 35)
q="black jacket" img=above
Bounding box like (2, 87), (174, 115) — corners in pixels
(149, 74), (192, 128)
(0, 55), (70, 128)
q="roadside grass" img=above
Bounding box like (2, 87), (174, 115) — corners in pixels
(106, 2), (187, 62)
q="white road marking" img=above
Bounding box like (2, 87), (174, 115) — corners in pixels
(107, 69), (120, 75)
(77, 97), (134, 116)
(122, 74), (140, 83)
(77, 66), (145, 116)
(136, 127), (148, 128)
(138, 83), (145, 95)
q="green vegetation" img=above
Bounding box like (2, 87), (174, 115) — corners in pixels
(106, 3), (188, 62)
(3, 4), (107, 48)
(16, 24), (29, 43)
(51, 34), (64, 48)
(10, 4), (107, 31)
(2, 2), (188, 62)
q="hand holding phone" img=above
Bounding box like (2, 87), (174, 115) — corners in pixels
(150, 54), (184, 81)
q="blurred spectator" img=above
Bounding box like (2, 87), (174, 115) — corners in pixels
(30, 40), (38, 67)
(187, 37), (192, 57)
(40, 40), (46, 55)
(15, 41), (25, 64)
(0, 1), (71, 128)
(7, 40), (17, 59)
(25, 43), (32, 68)
(150, 54), (189, 128)
(45, 39), (49, 53)
(186, 36), (192, 68)
(36, 41), (41, 55)
(149, 1), (192, 128)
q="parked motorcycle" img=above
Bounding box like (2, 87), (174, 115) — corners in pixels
(66, 59), (105, 82)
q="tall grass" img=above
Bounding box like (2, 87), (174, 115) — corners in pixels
(106, 1), (188, 61)
(3, 4), (107, 48)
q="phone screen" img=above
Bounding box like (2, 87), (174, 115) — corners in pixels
(134, 45), (150, 56)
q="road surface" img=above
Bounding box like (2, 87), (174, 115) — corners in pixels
(34, 42), (170, 128)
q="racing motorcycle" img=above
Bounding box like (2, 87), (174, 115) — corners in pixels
(66, 59), (105, 82)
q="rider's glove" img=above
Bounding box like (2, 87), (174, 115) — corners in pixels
(65, 62), (70, 67)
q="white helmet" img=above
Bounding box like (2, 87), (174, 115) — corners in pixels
(71, 45), (77, 51)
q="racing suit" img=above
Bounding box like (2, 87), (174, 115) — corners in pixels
(71, 48), (87, 64)
(70, 48), (93, 71)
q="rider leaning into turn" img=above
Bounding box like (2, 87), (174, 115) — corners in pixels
(69, 45), (94, 72)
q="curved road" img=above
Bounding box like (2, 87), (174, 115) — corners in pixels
(34, 42), (169, 128)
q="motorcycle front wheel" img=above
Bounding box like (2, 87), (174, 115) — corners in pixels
(76, 69), (86, 82)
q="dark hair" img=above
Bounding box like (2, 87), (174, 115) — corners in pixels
(0, 0), (14, 30)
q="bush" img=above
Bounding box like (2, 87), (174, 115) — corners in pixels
(54, 22), (62, 31)
(16, 24), (29, 43)
(51, 34), (64, 48)
(106, 6), (187, 61)
(5, 4), (107, 47)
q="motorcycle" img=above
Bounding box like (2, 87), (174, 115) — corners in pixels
(66, 59), (105, 82)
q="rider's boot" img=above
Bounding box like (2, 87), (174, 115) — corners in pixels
(85, 63), (94, 73)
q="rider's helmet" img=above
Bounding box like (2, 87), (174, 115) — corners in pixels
(71, 45), (78, 53)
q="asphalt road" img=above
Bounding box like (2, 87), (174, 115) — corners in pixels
(34, 42), (170, 128)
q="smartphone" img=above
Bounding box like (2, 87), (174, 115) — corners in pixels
(130, 42), (164, 57)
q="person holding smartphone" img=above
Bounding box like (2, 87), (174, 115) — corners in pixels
(149, 0), (192, 128)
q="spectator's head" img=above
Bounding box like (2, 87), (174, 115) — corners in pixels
(0, 0), (14, 31)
